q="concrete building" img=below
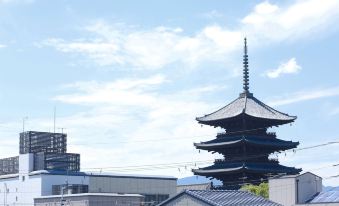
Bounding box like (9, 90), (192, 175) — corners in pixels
(0, 153), (176, 206)
(34, 193), (144, 206)
(0, 131), (177, 206)
(269, 172), (339, 206)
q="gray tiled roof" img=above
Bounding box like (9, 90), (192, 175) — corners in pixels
(309, 188), (339, 203)
(197, 93), (296, 123)
(158, 190), (281, 206)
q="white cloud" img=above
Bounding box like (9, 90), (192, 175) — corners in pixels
(242, 0), (339, 42)
(41, 23), (243, 69)
(39, 0), (339, 70)
(54, 75), (166, 106)
(0, 73), (227, 177)
(0, 44), (6, 48)
(47, 75), (225, 176)
(265, 58), (302, 78)
(267, 86), (339, 106)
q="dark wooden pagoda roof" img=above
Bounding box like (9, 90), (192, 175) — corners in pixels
(194, 135), (299, 150)
(193, 162), (301, 175)
(196, 38), (296, 127)
(197, 93), (296, 125)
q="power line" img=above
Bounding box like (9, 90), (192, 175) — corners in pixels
(79, 140), (339, 172)
(0, 139), (337, 175)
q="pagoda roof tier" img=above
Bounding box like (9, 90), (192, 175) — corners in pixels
(194, 135), (298, 151)
(193, 162), (301, 176)
(196, 92), (296, 128)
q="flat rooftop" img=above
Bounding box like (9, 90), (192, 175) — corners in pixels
(27, 170), (177, 180)
(34, 193), (144, 199)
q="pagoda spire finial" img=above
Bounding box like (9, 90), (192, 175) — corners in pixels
(243, 37), (249, 93)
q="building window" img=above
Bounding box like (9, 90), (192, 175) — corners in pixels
(16, 196), (18, 201)
(22, 176), (25, 181)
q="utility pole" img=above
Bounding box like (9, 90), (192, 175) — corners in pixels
(3, 183), (5, 206)
(61, 183), (64, 206)
(61, 173), (69, 206)
(4, 183), (7, 206)
(53, 106), (56, 134)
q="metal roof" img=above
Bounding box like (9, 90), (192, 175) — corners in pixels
(0, 173), (19, 180)
(309, 187), (339, 203)
(28, 170), (177, 180)
(196, 93), (296, 125)
(158, 190), (281, 206)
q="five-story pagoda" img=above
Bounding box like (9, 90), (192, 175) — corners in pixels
(193, 38), (301, 189)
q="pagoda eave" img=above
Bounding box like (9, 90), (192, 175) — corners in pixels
(194, 137), (299, 151)
(196, 94), (297, 129)
(193, 164), (301, 176)
(197, 114), (296, 129)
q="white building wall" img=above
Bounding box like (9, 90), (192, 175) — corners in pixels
(269, 173), (324, 206)
(0, 153), (175, 205)
(19, 154), (33, 174)
(0, 174), (176, 206)
(0, 174), (42, 206)
(296, 173), (322, 204)
(269, 177), (296, 206)
(35, 195), (144, 206)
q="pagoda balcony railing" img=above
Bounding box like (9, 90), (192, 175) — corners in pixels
(216, 131), (276, 138)
(215, 158), (225, 163)
(217, 132), (227, 136)
(268, 157), (279, 162)
(214, 158), (279, 164)
(267, 132), (276, 137)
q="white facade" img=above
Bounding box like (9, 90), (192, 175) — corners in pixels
(35, 193), (144, 206)
(268, 172), (339, 206)
(0, 154), (176, 206)
(0, 154), (40, 205)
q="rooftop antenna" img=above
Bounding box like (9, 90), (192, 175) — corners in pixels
(22, 116), (28, 133)
(58, 127), (66, 134)
(243, 37), (249, 93)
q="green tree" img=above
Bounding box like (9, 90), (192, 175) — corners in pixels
(240, 182), (269, 198)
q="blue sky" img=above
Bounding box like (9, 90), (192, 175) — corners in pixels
(0, 0), (339, 186)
